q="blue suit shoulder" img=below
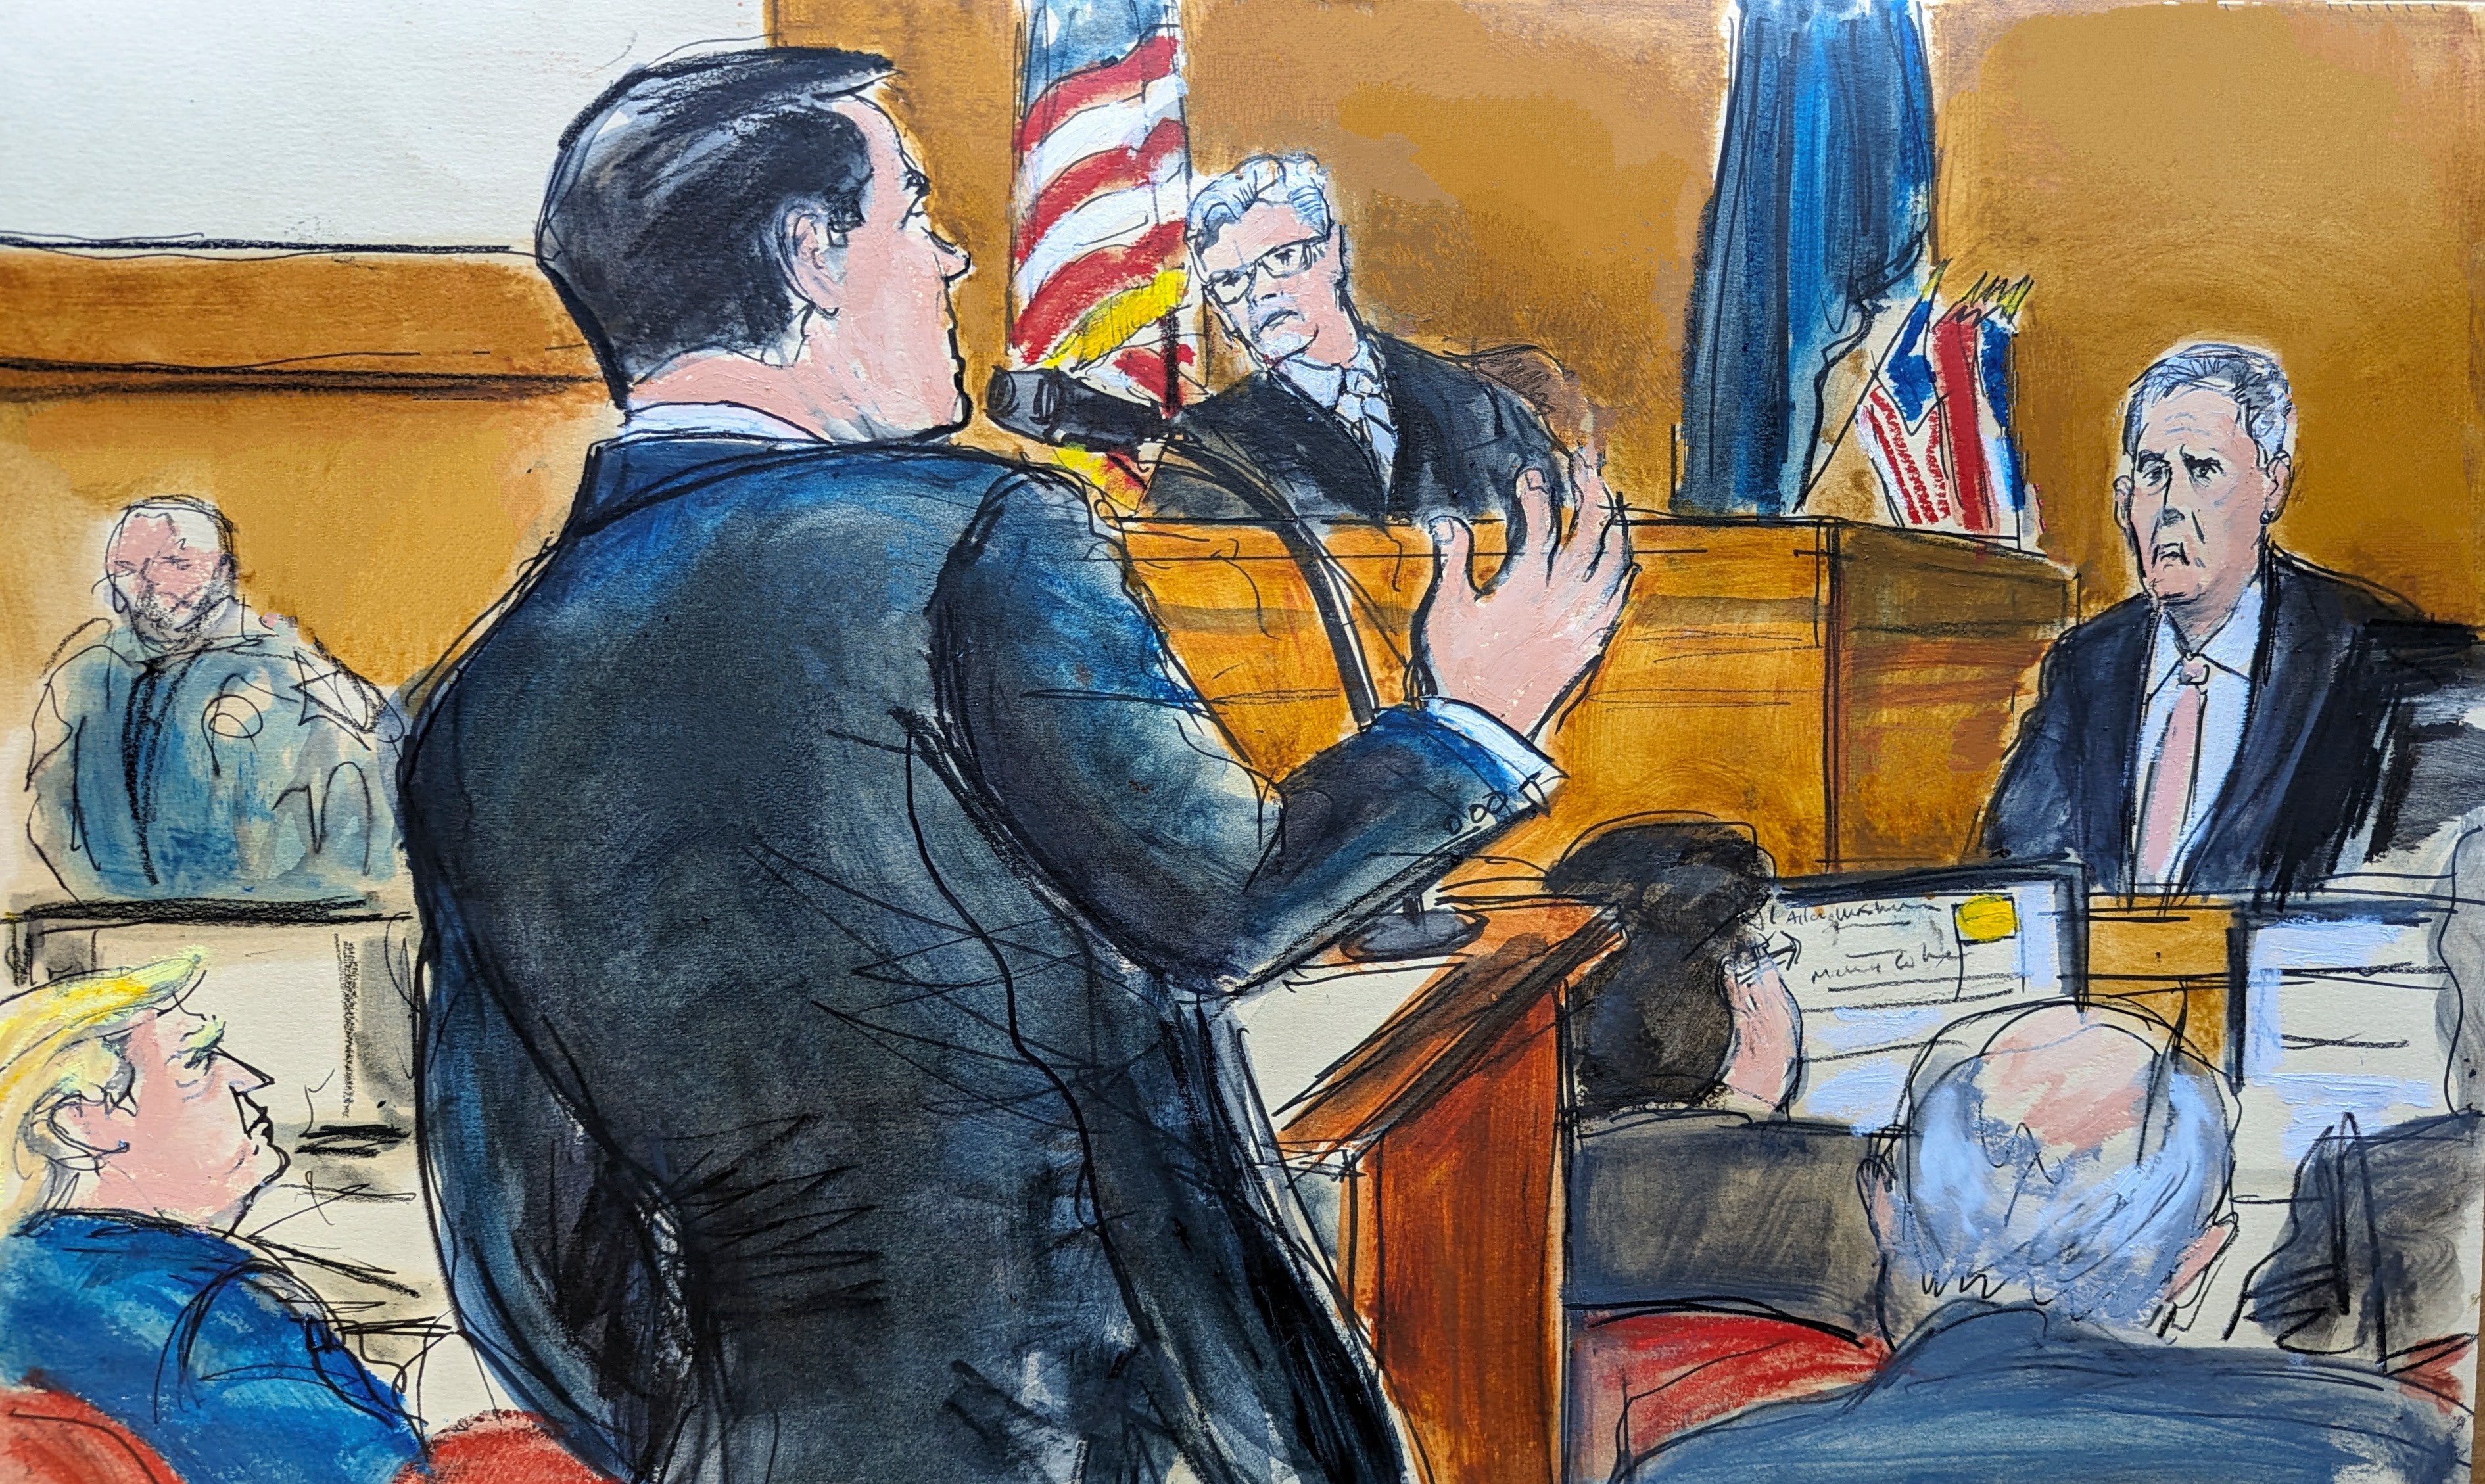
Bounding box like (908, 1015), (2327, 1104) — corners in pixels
(1637, 1303), (2465, 1484)
(0, 1211), (422, 1484)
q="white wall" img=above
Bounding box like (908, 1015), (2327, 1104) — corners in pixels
(0, 0), (764, 248)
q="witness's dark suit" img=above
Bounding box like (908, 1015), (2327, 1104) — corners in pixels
(400, 436), (1538, 1484)
(1143, 333), (1563, 526)
(1982, 550), (2455, 898)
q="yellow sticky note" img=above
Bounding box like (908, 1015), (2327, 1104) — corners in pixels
(1954, 894), (2020, 944)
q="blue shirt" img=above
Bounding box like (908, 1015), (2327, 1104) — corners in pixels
(25, 609), (398, 900)
(0, 1210), (424, 1484)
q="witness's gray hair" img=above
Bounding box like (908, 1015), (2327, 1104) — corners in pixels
(1893, 1013), (2233, 1326)
(1187, 153), (1337, 254)
(2121, 342), (2297, 473)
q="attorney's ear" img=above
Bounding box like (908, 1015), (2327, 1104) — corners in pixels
(2112, 473), (2135, 526)
(780, 203), (851, 317)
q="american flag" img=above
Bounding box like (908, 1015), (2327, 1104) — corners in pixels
(1857, 270), (2033, 544)
(1008, 0), (1195, 419)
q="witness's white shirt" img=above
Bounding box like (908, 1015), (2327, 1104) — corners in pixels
(2131, 578), (2264, 885)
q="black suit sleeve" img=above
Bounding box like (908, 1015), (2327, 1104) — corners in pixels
(1981, 632), (2083, 866)
(931, 471), (1536, 990)
(1138, 423), (1260, 521)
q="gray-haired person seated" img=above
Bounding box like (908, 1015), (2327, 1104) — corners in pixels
(1635, 1002), (2467, 1484)
(1143, 151), (1592, 530)
(1981, 342), (2467, 901)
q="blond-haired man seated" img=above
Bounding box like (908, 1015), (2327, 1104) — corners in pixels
(0, 955), (425, 1484)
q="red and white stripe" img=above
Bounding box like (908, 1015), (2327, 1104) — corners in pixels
(1008, 31), (1191, 369)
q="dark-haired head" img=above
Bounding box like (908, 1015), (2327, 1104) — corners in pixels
(540, 48), (899, 404)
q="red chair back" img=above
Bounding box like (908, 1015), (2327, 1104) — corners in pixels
(401, 1412), (618, 1484)
(0, 1387), (185, 1484)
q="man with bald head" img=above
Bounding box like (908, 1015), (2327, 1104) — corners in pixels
(26, 496), (395, 899)
(1638, 1003), (2465, 1482)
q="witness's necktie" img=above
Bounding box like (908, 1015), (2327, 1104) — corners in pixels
(1335, 365), (1397, 480)
(2135, 655), (2212, 887)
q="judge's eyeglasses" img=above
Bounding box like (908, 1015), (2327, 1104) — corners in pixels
(1202, 233), (1331, 306)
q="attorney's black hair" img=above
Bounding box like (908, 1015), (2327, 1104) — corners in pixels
(538, 47), (893, 403)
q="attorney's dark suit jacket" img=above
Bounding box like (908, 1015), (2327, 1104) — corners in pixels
(1143, 332), (1564, 527)
(1983, 550), (2456, 898)
(399, 436), (1538, 1484)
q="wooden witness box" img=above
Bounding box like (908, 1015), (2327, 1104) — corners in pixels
(1118, 515), (2073, 883)
(2083, 895), (2244, 1076)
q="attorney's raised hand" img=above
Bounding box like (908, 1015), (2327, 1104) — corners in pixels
(1418, 450), (1634, 743)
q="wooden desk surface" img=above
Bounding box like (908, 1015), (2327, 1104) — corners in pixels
(1120, 515), (2071, 882)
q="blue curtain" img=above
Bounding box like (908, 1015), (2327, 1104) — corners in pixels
(1676, 0), (1935, 516)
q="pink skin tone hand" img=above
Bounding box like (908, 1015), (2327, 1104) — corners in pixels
(1717, 950), (1801, 1111)
(1421, 450), (1635, 742)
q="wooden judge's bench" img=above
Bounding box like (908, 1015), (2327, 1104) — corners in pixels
(1120, 514), (2076, 881)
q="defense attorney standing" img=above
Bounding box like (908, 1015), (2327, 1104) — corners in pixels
(399, 48), (1629, 1484)
(1983, 342), (2451, 898)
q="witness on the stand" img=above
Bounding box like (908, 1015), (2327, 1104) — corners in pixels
(1983, 344), (2463, 898)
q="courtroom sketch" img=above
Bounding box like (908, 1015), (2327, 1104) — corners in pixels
(3, 0), (2483, 1481)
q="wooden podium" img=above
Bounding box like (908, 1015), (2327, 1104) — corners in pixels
(1120, 515), (2072, 882)
(1277, 902), (1622, 1484)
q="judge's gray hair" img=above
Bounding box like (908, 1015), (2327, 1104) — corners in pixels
(2121, 342), (2296, 473)
(1187, 153), (1336, 254)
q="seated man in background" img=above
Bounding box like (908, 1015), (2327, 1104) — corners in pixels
(1145, 152), (1580, 532)
(26, 497), (397, 901)
(1638, 1002), (2466, 1483)
(2240, 1109), (2485, 1401)
(1983, 344), (2463, 899)
(0, 954), (425, 1484)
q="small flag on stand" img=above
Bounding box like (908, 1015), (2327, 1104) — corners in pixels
(1008, 0), (1198, 505)
(1857, 270), (2035, 544)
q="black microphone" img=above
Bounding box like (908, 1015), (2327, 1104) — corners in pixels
(984, 367), (1169, 452)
